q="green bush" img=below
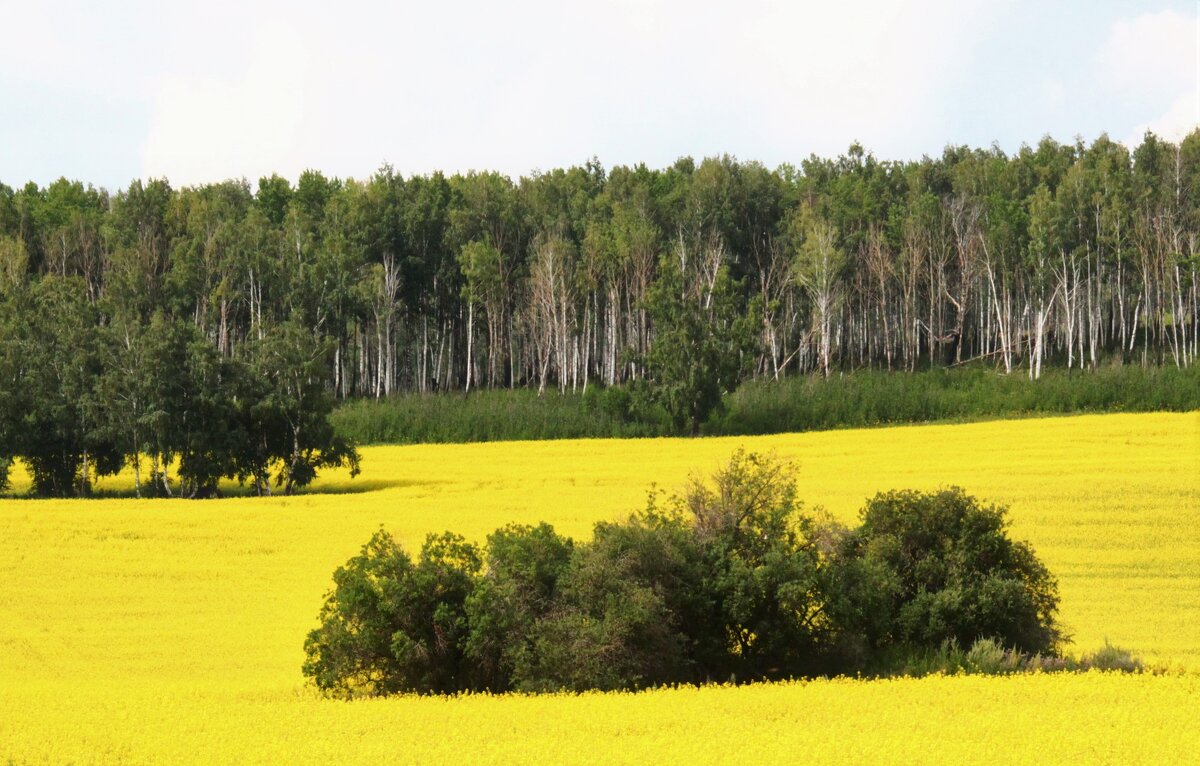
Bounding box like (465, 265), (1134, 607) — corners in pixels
(302, 529), (482, 697)
(303, 455), (1076, 697)
(965, 638), (1012, 674)
(1082, 642), (1143, 672)
(891, 637), (1147, 677)
(829, 488), (1063, 659)
(331, 387), (666, 445)
(714, 365), (1200, 435)
(463, 523), (574, 692)
(524, 548), (687, 691)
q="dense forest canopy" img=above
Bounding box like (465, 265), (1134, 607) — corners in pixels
(0, 132), (1197, 494)
(2, 132), (1197, 399)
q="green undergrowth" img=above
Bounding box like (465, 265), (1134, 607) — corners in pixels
(886, 638), (1147, 678)
(332, 364), (1200, 445)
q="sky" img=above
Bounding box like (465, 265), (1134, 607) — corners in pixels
(0, 0), (1197, 191)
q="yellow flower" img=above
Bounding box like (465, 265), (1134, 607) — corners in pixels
(1, 412), (1196, 763)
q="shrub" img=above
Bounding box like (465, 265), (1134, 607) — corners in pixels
(330, 366), (1200, 446)
(897, 637), (1078, 677)
(302, 455), (1070, 696)
(524, 561), (685, 692)
(302, 529), (482, 697)
(896, 638), (969, 676)
(1082, 642), (1143, 672)
(965, 638), (1011, 674)
(463, 523), (574, 692)
(829, 488), (1063, 659)
(675, 452), (830, 679)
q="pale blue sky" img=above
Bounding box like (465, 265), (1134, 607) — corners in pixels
(1, 0), (1196, 190)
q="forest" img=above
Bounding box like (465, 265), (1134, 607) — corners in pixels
(0, 132), (1197, 493)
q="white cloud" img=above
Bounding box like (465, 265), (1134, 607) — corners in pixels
(140, 24), (311, 186)
(131, 0), (1000, 185)
(1126, 90), (1199, 145)
(1041, 80), (1067, 112)
(1098, 8), (1198, 146)
(0, 0), (159, 100)
(735, 0), (997, 159)
(1099, 9), (1195, 102)
(12, 0), (1200, 188)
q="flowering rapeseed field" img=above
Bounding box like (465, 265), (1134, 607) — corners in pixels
(1, 412), (1197, 764)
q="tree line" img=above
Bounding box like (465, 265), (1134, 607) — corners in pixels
(1, 132), (1195, 405)
(1, 133), (1196, 490)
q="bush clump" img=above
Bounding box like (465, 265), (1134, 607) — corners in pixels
(303, 452), (1083, 697)
(1082, 642), (1143, 673)
(823, 487), (1063, 667)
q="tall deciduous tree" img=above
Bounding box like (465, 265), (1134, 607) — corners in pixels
(248, 317), (361, 494)
(20, 277), (123, 495)
(643, 239), (758, 435)
(791, 203), (845, 377)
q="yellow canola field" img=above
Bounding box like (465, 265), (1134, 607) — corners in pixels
(1, 412), (1197, 764)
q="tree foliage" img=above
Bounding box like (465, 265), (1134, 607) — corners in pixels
(828, 488), (1063, 658)
(302, 453), (1063, 696)
(643, 250), (759, 435)
(302, 529), (482, 696)
(1, 132), (1194, 440)
(0, 279), (359, 497)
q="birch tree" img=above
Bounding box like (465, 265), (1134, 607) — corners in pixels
(791, 203), (845, 378)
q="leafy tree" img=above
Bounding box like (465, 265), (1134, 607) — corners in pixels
(385, 532), (482, 694)
(829, 487), (1063, 657)
(579, 512), (723, 678)
(1025, 184), (1062, 377)
(255, 174), (292, 226)
(790, 202), (846, 377)
(524, 555), (685, 691)
(0, 291), (19, 491)
(19, 277), (122, 495)
(458, 240), (504, 391)
(464, 523), (574, 691)
(0, 235), (29, 289)
(449, 172), (526, 388)
(131, 313), (239, 498)
(301, 528), (417, 697)
(671, 450), (831, 679)
(93, 314), (152, 495)
(303, 529), (482, 697)
(518, 513), (707, 691)
(247, 318), (361, 494)
(173, 328), (242, 497)
(104, 179), (173, 321)
(643, 250), (758, 435)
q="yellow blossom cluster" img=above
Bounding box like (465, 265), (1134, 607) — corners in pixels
(0, 412), (1196, 763)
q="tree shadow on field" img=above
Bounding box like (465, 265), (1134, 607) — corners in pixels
(0, 476), (443, 500)
(306, 477), (445, 496)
